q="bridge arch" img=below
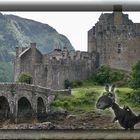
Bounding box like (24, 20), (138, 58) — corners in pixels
(0, 96), (11, 121)
(37, 97), (46, 114)
(17, 97), (34, 119)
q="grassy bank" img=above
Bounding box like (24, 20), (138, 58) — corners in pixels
(50, 81), (140, 114)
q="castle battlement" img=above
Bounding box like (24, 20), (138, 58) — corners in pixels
(14, 43), (98, 89)
(88, 11), (140, 70)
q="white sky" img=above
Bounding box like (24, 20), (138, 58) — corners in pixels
(2, 11), (140, 51)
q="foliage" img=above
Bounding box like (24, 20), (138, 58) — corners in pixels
(95, 65), (112, 85)
(71, 80), (83, 88)
(64, 79), (83, 89)
(94, 65), (125, 85)
(52, 77), (140, 113)
(130, 89), (140, 104)
(118, 88), (140, 107)
(17, 72), (32, 84)
(129, 60), (140, 89)
(51, 84), (140, 113)
(64, 79), (71, 89)
(50, 86), (99, 113)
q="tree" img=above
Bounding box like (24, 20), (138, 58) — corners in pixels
(95, 65), (112, 85)
(129, 60), (140, 89)
(18, 72), (32, 84)
(95, 65), (125, 85)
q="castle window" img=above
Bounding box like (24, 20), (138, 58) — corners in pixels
(52, 57), (56, 60)
(117, 44), (121, 53)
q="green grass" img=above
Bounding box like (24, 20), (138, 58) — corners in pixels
(50, 81), (140, 114)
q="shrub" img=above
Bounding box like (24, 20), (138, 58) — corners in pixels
(129, 60), (140, 89)
(76, 81), (83, 86)
(94, 65), (126, 85)
(85, 91), (96, 97)
(71, 80), (83, 88)
(110, 71), (124, 82)
(115, 89), (120, 94)
(113, 80), (127, 87)
(63, 101), (70, 108)
(130, 89), (140, 104)
(50, 100), (63, 107)
(64, 79), (71, 89)
(64, 79), (83, 89)
(95, 65), (112, 85)
(17, 72), (32, 84)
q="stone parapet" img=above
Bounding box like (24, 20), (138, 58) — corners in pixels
(0, 83), (71, 96)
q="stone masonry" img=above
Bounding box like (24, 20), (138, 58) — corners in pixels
(14, 43), (98, 89)
(88, 10), (140, 71)
(0, 83), (70, 121)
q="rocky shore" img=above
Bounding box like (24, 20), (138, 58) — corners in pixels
(0, 110), (120, 129)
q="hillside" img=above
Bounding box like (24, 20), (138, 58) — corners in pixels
(0, 13), (74, 82)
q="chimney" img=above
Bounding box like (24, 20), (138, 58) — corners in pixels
(30, 42), (36, 48)
(113, 5), (123, 25)
(113, 5), (122, 12)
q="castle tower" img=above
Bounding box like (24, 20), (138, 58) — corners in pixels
(88, 6), (140, 71)
(88, 27), (96, 53)
(14, 47), (29, 82)
(113, 5), (123, 25)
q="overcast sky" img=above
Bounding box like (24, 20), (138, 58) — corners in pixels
(2, 11), (140, 51)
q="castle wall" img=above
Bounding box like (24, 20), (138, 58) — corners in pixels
(34, 59), (97, 89)
(15, 45), (98, 89)
(114, 12), (122, 25)
(88, 11), (140, 71)
(14, 47), (29, 81)
(20, 49), (33, 74)
(14, 44), (43, 83)
(88, 27), (96, 53)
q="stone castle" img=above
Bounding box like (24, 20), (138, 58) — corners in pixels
(14, 43), (98, 89)
(88, 10), (140, 70)
(14, 10), (140, 89)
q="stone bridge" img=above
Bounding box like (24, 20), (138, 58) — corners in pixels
(0, 83), (70, 122)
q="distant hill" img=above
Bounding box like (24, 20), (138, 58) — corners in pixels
(0, 13), (74, 82)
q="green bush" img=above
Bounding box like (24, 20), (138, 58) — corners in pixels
(76, 81), (83, 86)
(130, 89), (140, 104)
(71, 80), (83, 88)
(94, 65), (125, 85)
(64, 79), (83, 89)
(50, 100), (63, 107)
(110, 70), (124, 82)
(129, 60), (140, 89)
(17, 72), (32, 84)
(63, 101), (70, 108)
(64, 79), (71, 89)
(113, 80), (127, 87)
(95, 65), (111, 85)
